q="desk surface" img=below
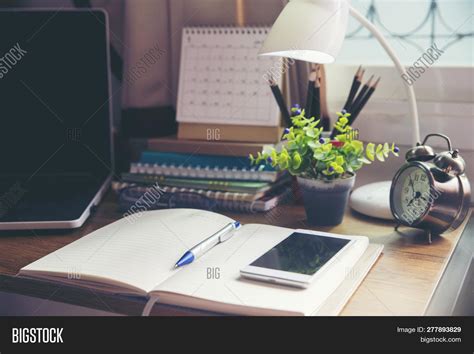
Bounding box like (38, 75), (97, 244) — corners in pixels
(0, 190), (469, 316)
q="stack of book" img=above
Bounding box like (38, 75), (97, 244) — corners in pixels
(116, 26), (293, 213)
(116, 138), (292, 213)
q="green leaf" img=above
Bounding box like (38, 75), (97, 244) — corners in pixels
(351, 140), (363, 153)
(271, 149), (278, 161)
(313, 151), (326, 160)
(307, 140), (319, 149)
(305, 127), (316, 138)
(350, 161), (363, 171)
(322, 169), (333, 176)
(339, 136), (348, 143)
(278, 159), (288, 170)
(383, 142), (389, 158)
(375, 144), (385, 161)
(292, 152), (302, 169)
(322, 144), (332, 152)
(330, 161), (344, 174)
(366, 143), (375, 161)
(322, 154), (336, 162)
(358, 157), (372, 164)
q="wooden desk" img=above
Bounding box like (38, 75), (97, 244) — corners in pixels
(0, 190), (470, 316)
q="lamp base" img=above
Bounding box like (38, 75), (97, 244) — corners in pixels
(350, 181), (395, 220)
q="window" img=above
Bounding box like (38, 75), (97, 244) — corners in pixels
(338, 0), (473, 66)
(326, 0), (473, 149)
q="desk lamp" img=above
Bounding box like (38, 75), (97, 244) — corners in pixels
(259, 0), (421, 219)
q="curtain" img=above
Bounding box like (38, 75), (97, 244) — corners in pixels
(119, 0), (307, 109)
(15, 0), (309, 111)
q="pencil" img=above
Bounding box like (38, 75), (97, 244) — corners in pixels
(314, 73), (330, 130)
(350, 77), (380, 124)
(268, 77), (292, 127)
(330, 74), (367, 139)
(305, 70), (317, 118)
(343, 66), (363, 112)
(317, 65), (330, 131)
(348, 75), (373, 116)
(311, 70), (321, 119)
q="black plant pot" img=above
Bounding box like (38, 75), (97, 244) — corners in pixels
(297, 174), (355, 226)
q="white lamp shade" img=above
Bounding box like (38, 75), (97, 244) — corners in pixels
(259, 0), (349, 63)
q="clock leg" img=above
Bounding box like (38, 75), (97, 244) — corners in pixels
(427, 230), (432, 244)
(395, 223), (401, 232)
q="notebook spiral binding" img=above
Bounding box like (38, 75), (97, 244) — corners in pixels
(129, 162), (276, 182)
(184, 26), (270, 36)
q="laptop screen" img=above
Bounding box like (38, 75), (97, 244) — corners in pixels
(0, 10), (112, 180)
(0, 10), (113, 226)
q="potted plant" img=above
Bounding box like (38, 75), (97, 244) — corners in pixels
(250, 108), (400, 226)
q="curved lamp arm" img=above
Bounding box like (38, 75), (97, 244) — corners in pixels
(349, 5), (421, 145)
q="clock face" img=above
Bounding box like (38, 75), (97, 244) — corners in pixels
(392, 165), (432, 225)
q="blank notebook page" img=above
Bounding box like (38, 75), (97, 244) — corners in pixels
(176, 27), (284, 126)
(21, 209), (235, 294)
(154, 224), (368, 315)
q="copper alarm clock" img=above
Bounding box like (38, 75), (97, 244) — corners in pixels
(390, 133), (471, 243)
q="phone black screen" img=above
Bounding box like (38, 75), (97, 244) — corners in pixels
(250, 232), (350, 275)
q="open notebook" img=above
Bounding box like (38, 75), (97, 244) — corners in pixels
(20, 209), (382, 316)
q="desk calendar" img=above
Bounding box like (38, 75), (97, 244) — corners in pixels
(176, 27), (285, 127)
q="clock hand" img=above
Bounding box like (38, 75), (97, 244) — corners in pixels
(409, 176), (415, 196)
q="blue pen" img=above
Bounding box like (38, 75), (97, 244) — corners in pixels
(174, 221), (241, 268)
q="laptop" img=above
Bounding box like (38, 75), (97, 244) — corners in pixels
(0, 9), (113, 230)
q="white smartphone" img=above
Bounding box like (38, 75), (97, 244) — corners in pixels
(240, 229), (365, 289)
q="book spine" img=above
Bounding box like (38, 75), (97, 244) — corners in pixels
(147, 139), (271, 158)
(114, 182), (288, 212)
(177, 123), (283, 143)
(121, 173), (265, 193)
(140, 151), (251, 167)
(118, 188), (269, 214)
(114, 181), (261, 202)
